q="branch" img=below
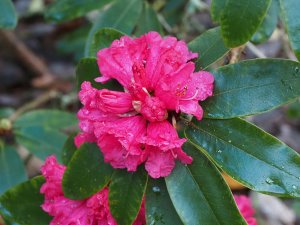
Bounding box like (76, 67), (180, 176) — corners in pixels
(0, 30), (56, 88)
(9, 90), (59, 122)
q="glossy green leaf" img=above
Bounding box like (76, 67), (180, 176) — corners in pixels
(165, 143), (247, 225)
(135, 2), (163, 36)
(220, 0), (272, 47)
(61, 132), (77, 165)
(280, 0), (300, 60)
(0, 146), (27, 195)
(203, 59), (300, 119)
(13, 110), (77, 129)
(13, 110), (76, 161)
(76, 57), (123, 91)
(0, 176), (51, 225)
(0, 0), (17, 29)
(85, 0), (143, 56)
(188, 27), (229, 70)
(45, 0), (112, 23)
(63, 143), (113, 200)
(109, 169), (148, 225)
(146, 178), (183, 225)
(185, 118), (300, 197)
(251, 0), (279, 44)
(87, 28), (124, 57)
(210, 0), (226, 22)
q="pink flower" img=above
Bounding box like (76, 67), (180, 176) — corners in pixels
(76, 32), (214, 178)
(141, 121), (192, 178)
(40, 156), (145, 225)
(94, 116), (147, 172)
(234, 195), (257, 225)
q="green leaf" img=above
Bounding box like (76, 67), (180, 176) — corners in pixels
(220, 0), (272, 47)
(109, 168), (148, 225)
(211, 0), (226, 22)
(161, 0), (186, 27)
(204, 59), (300, 119)
(0, 146), (27, 195)
(185, 118), (300, 197)
(165, 143), (247, 225)
(45, 0), (112, 23)
(85, 0), (143, 56)
(251, 0), (279, 44)
(188, 27), (229, 70)
(87, 28), (124, 57)
(61, 132), (77, 165)
(62, 143), (113, 200)
(76, 57), (123, 91)
(14, 126), (67, 161)
(280, 0), (300, 60)
(0, 107), (14, 119)
(13, 110), (77, 129)
(0, 176), (51, 225)
(13, 110), (77, 161)
(0, 0), (17, 29)
(146, 178), (183, 225)
(135, 2), (163, 36)
(57, 24), (92, 61)
(286, 100), (300, 119)
(293, 200), (300, 216)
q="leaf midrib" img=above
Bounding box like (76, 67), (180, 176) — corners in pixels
(213, 77), (300, 96)
(186, 123), (299, 180)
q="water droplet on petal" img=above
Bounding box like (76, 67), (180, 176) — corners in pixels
(292, 185), (297, 190)
(228, 140), (232, 143)
(217, 149), (222, 153)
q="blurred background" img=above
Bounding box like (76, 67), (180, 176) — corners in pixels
(0, 0), (300, 224)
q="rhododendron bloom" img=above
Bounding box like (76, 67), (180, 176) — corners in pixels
(40, 155), (145, 225)
(75, 32), (214, 178)
(234, 195), (257, 225)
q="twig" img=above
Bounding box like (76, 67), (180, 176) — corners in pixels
(229, 45), (245, 64)
(246, 42), (267, 58)
(157, 14), (173, 33)
(0, 30), (56, 88)
(9, 90), (59, 122)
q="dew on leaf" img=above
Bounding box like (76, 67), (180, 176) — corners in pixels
(265, 178), (274, 184)
(152, 186), (161, 193)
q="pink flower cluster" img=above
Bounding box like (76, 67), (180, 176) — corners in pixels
(234, 195), (257, 225)
(75, 32), (214, 178)
(40, 156), (256, 225)
(40, 156), (145, 225)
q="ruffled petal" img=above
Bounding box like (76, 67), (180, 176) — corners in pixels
(96, 36), (135, 88)
(178, 100), (204, 120)
(94, 116), (147, 171)
(144, 147), (175, 178)
(188, 71), (214, 101)
(96, 89), (134, 114)
(141, 121), (192, 178)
